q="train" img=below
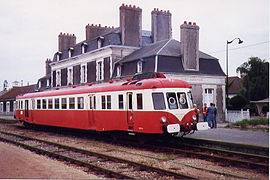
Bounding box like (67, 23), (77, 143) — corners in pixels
(15, 73), (209, 136)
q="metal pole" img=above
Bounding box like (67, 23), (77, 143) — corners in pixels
(226, 41), (229, 107)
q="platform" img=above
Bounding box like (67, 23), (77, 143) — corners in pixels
(186, 125), (269, 147)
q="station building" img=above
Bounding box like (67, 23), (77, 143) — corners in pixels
(37, 4), (226, 120)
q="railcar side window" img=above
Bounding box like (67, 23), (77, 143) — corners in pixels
(48, 99), (53, 109)
(137, 94), (143, 110)
(32, 99), (35, 110)
(128, 93), (133, 110)
(177, 93), (188, 109)
(42, 99), (47, 109)
(118, 95), (124, 109)
(152, 93), (166, 110)
(69, 97), (75, 109)
(187, 91), (194, 108)
(55, 98), (60, 109)
(107, 95), (111, 109)
(37, 99), (41, 109)
(101, 96), (106, 109)
(90, 96), (96, 109)
(61, 98), (67, 109)
(93, 96), (96, 109)
(166, 93), (178, 109)
(78, 97), (84, 109)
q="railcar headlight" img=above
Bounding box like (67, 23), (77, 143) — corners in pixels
(160, 116), (167, 123)
(192, 115), (197, 120)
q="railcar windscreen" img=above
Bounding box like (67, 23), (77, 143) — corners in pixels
(177, 92), (188, 109)
(166, 93), (178, 109)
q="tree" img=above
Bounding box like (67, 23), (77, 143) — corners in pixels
(229, 94), (248, 110)
(236, 57), (269, 101)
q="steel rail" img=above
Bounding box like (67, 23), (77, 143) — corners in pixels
(0, 130), (194, 179)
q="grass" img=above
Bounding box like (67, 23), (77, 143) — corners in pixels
(225, 118), (269, 131)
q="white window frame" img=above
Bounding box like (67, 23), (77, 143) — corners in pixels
(116, 65), (121, 77)
(96, 60), (104, 81)
(0, 102), (3, 112)
(82, 43), (87, 53)
(137, 61), (143, 73)
(56, 69), (61, 86)
(202, 85), (217, 107)
(56, 52), (62, 61)
(81, 64), (87, 83)
(67, 67), (73, 85)
(68, 48), (74, 58)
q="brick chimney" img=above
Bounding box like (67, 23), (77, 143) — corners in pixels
(180, 21), (200, 71)
(119, 4), (142, 47)
(85, 24), (115, 40)
(45, 58), (52, 76)
(151, 8), (172, 43)
(58, 32), (76, 52)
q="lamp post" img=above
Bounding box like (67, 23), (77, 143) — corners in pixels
(226, 38), (243, 106)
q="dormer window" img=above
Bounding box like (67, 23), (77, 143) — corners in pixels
(56, 52), (62, 61)
(68, 47), (74, 58)
(81, 42), (88, 54)
(116, 65), (121, 77)
(137, 60), (143, 73)
(97, 36), (104, 49)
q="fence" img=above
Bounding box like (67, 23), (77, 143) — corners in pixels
(225, 109), (250, 123)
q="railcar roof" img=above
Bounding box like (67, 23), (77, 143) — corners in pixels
(17, 78), (191, 99)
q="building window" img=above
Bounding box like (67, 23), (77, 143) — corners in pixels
(56, 52), (62, 61)
(137, 61), (143, 73)
(81, 65), (87, 83)
(56, 70), (61, 86)
(82, 42), (88, 53)
(68, 67), (73, 85)
(116, 65), (121, 77)
(68, 47), (74, 58)
(97, 36), (104, 49)
(96, 60), (104, 81)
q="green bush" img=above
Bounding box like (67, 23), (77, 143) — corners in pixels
(226, 118), (269, 129)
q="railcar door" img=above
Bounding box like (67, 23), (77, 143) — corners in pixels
(126, 92), (134, 131)
(25, 100), (29, 119)
(88, 94), (96, 129)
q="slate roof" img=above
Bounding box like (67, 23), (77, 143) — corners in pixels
(0, 85), (37, 101)
(52, 28), (152, 62)
(119, 39), (217, 63)
(228, 76), (243, 94)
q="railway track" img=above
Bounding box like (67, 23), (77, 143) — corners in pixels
(0, 121), (268, 178)
(0, 130), (194, 179)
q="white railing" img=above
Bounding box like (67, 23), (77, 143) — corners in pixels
(225, 109), (250, 123)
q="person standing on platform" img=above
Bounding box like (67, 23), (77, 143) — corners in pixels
(202, 103), (208, 122)
(207, 103), (215, 128)
(194, 104), (200, 122)
(212, 103), (217, 128)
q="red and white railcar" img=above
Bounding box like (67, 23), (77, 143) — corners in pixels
(15, 74), (209, 136)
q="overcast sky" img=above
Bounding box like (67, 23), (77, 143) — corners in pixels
(0, 0), (269, 89)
